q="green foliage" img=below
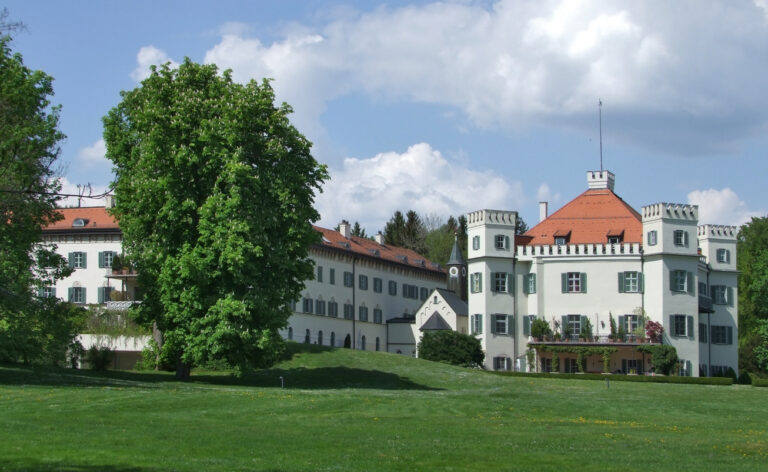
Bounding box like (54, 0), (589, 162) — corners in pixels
(84, 346), (114, 371)
(384, 210), (468, 264)
(81, 308), (150, 337)
(580, 317), (593, 340)
(737, 371), (752, 385)
(738, 216), (768, 338)
(636, 344), (678, 375)
(754, 319), (768, 372)
(103, 59), (327, 376)
(134, 339), (160, 371)
(351, 221), (366, 238)
(417, 330), (484, 367)
(515, 216), (529, 235)
(530, 318), (552, 339)
(609, 313), (617, 338)
(383, 211), (406, 247)
(526, 349), (535, 372)
(753, 377), (768, 387)
(493, 371), (733, 385)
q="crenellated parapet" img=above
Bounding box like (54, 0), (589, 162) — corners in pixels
(467, 209), (517, 228)
(698, 224), (738, 240)
(642, 203), (699, 222)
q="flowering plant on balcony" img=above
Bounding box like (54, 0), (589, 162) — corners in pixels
(646, 321), (663, 343)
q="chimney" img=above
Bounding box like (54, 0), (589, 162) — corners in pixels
(339, 220), (351, 238)
(539, 202), (548, 222)
(105, 194), (116, 209)
(374, 231), (384, 244)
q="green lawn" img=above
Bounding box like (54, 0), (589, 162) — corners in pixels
(1, 344), (766, 471)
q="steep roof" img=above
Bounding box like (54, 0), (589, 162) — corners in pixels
(44, 206), (120, 231)
(435, 287), (467, 317)
(420, 312), (452, 331)
(446, 235), (465, 266)
(524, 189), (642, 245)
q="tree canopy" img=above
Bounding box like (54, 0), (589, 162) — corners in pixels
(103, 59), (328, 377)
(737, 216), (768, 374)
(0, 29), (83, 364)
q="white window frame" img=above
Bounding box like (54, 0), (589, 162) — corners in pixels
(567, 272), (581, 293)
(673, 230), (689, 247)
(624, 271), (639, 292)
(671, 270), (688, 292)
(671, 314), (687, 337)
(343, 271), (353, 287)
(72, 252), (85, 269)
(716, 248), (730, 263)
(555, 237), (566, 246)
(470, 273), (482, 293)
(712, 285), (727, 305)
(495, 234), (509, 250)
(493, 272), (508, 293)
(472, 235), (480, 250)
(493, 314), (509, 335)
(71, 287), (85, 304)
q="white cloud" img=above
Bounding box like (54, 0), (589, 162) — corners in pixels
(200, 0), (768, 154)
(687, 188), (762, 226)
(756, 0), (768, 21)
(56, 178), (111, 208)
(131, 46), (179, 82)
(536, 183), (561, 205)
(315, 143), (524, 232)
(76, 139), (108, 169)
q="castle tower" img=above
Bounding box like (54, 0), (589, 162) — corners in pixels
(446, 233), (467, 301)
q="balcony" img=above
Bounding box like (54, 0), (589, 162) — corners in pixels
(528, 334), (660, 346)
(105, 300), (142, 311)
(699, 294), (714, 313)
(106, 267), (138, 279)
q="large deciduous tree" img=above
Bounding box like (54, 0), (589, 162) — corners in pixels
(0, 30), (81, 364)
(737, 216), (768, 374)
(103, 59), (328, 377)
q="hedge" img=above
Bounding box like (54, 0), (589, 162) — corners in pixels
(490, 371), (733, 386)
(753, 377), (768, 387)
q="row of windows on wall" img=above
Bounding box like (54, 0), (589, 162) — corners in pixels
(295, 298), (384, 324)
(45, 234), (122, 244)
(67, 251), (118, 269)
(63, 286), (116, 304)
(286, 327), (381, 351)
(315, 267), (430, 300)
(698, 323), (734, 345)
(469, 272), (645, 295)
(471, 234), (511, 251)
(647, 229), (691, 248)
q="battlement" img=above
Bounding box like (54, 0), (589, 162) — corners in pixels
(516, 242), (642, 259)
(642, 203), (699, 222)
(467, 209), (517, 228)
(587, 170), (615, 191)
(698, 224), (738, 240)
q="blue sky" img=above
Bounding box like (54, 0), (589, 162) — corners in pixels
(5, 0), (768, 232)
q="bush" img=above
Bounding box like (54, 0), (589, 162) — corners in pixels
(531, 319), (552, 339)
(753, 377), (768, 387)
(418, 331), (484, 368)
(134, 339), (160, 371)
(737, 371), (753, 385)
(491, 371), (733, 385)
(85, 346), (114, 371)
(636, 344), (677, 375)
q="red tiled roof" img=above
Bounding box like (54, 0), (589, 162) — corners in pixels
(45, 207), (119, 230)
(523, 189), (642, 245)
(313, 226), (444, 274)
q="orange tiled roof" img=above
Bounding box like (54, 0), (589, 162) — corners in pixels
(45, 207), (120, 230)
(523, 189), (642, 245)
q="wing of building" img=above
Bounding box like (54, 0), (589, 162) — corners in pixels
(467, 170), (738, 376)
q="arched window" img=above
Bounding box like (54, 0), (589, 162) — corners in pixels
(344, 334), (351, 348)
(317, 330), (323, 345)
(330, 332), (336, 347)
(288, 327), (293, 340)
(375, 337), (380, 351)
(361, 335), (366, 350)
(304, 329), (310, 344)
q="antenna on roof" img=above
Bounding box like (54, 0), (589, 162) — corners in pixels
(598, 98), (603, 172)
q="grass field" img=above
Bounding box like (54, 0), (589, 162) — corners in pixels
(1, 344), (766, 471)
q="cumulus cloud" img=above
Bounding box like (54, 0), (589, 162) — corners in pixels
(131, 46), (179, 82)
(201, 0), (768, 155)
(75, 139), (108, 169)
(687, 188), (763, 226)
(536, 183), (561, 205)
(56, 178), (111, 208)
(315, 143), (524, 232)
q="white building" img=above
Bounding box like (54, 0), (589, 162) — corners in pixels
(467, 170), (738, 376)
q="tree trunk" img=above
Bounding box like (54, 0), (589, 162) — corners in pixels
(176, 361), (191, 380)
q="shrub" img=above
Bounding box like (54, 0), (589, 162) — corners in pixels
(645, 320), (664, 343)
(491, 371), (733, 385)
(418, 331), (484, 368)
(530, 318), (552, 339)
(637, 344), (678, 375)
(85, 346), (114, 371)
(753, 377), (768, 387)
(134, 339), (159, 371)
(737, 371), (753, 385)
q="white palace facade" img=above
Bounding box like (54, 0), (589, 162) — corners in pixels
(40, 169), (738, 376)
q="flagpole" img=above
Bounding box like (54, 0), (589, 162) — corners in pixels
(599, 98), (603, 172)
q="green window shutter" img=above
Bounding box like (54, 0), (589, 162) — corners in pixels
(479, 314), (483, 334)
(68, 288), (73, 302)
(561, 315), (568, 334)
(683, 231), (689, 247)
(37, 287), (44, 297)
(68, 253), (74, 269)
(687, 315), (694, 340)
(51, 287), (56, 298)
(490, 273), (497, 292)
(561, 273), (567, 293)
(507, 273), (514, 293)
(669, 272), (675, 291)
(726, 326), (733, 345)
(490, 315), (497, 334)
(98, 252), (105, 268)
(523, 315), (531, 336)
(531, 274), (536, 294)
(478, 274), (482, 293)
(82, 288), (86, 303)
(618, 272), (625, 293)
(580, 315), (587, 334)
(638, 273), (644, 293)
(505, 236), (510, 249)
(686, 272), (694, 294)
(508, 315), (515, 336)
(98, 287), (104, 304)
(523, 275), (530, 294)
(727, 287), (734, 307)
(82, 252), (87, 268)
(618, 315), (625, 332)
(686, 360), (692, 376)
(581, 273), (587, 293)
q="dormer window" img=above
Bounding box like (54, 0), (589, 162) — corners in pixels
(607, 229), (624, 245)
(555, 237), (566, 246)
(608, 236), (620, 245)
(553, 230), (570, 246)
(72, 218), (88, 227)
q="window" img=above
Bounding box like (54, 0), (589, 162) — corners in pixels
(607, 236), (620, 245)
(492, 272), (512, 293)
(315, 300), (326, 315)
(373, 308), (382, 324)
(471, 314), (483, 334)
(673, 230), (689, 247)
(540, 358), (552, 373)
(328, 302), (338, 318)
(388, 280), (397, 296)
(647, 230), (658, 246)
(287, 327), (293, 340)
(343, 271), (353, 287)
(554, 237), (566, 246)
(375, 337), (380, 351)
(523, 274), (536, 294)
(699, 281), (708, 296)
(472, 235), (480, 250)
(491, 314), (513, 335)
(420, 287), (428, 300)
(402, 284), (418, 299)
(97, 286), (113, 304)
(330, 332), (336, 347)
(699, 323), (708, 344)
(620, 314), (640, 333)
(716, 248), (731, 263)
(40, 286), (56, 298)
(69, 252), (87, 269)
(373, 278), (382, 293)
(98, 251), (116, 268)
(670, 270), (693, 293)
(495, 234), (510, 250)
(470, 273), (483, 293)
(68, 287), (86, 304)
(329, 268), (335, 285)
(290, 300), (297, 312)
(316, 266), (323, 282)
(562, 272), (586, 293)
(359, 306), (368, 322)
(302, 297), (313, 314)
(712, 285), (733, 306)
(670, 314), (693, 338)
(359, 275), (368, 290)
(563, 314), (581, 339)
(343, 304), (354, 320)
(493, 356), (511, 371)
(361, 335), (366, 350)
(618, 271), (643, 293)
(317, 331), (323, 345)
(304, 329), (310, 344)
(711, 325), (733, 345)
(564, 358), (579, 373)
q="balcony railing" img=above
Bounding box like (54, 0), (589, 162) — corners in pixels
(529, 334), (659, 345)
(699, 294), (714, 313)
(106, 267), (138, 278)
